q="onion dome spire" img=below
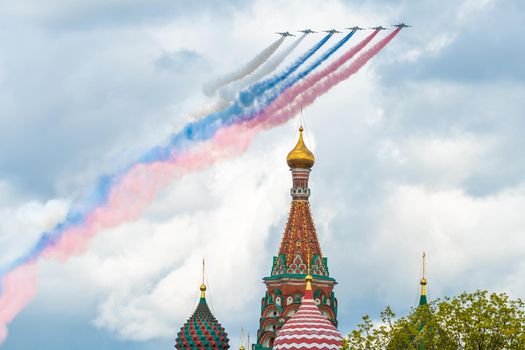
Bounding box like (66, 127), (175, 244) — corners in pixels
(273, 274), (343, 350)
(175, 260), (230, 350)
(419, 252), (428, 306)
(287, 126), (315, 169)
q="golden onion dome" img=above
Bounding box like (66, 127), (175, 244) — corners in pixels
(286, 126), (315, 169)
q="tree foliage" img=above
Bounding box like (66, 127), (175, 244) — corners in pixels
(342, 291), (525, 350)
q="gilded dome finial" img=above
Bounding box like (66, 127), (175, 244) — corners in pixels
(287, 125), (315, 169)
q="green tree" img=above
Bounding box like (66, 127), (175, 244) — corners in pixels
(342, 291), (525, 350)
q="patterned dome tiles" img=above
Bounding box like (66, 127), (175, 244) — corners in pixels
(273, 292), (343, 350)
(175, 298), (230, 350)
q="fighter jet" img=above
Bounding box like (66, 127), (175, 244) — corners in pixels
(323, 29), (342, 34)
(370, 26), (388, 30)
(299, 29), (317, 34)
(276, 31), (296, 37)
(392, 23), (411, 28)
(346, 26), (364, 31)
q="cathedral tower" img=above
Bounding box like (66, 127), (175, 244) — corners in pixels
(255, 127), (338, 349)
(175, 261), (230, 350)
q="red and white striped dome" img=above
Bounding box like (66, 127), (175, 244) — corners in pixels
(273, 276), (343, 350)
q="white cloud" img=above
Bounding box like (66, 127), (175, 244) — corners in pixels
(37, 138), (294, 341)
(378, 133), (494, 188)
(0, 182), (69, 268)
(374, 183), (525, 301)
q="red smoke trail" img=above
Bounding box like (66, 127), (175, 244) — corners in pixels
(0, 264), (37, 342)
(262, 30), (380, 117)
(0, 126), (256, 342)
(258, 28), (401, 129)
(0, 29), (401, 343)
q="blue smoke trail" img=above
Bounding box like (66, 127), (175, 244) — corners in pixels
(140, 33), (337, 164)
(0, 35), (337, 278)
(255, 29), (358, 109)
(248, 33), (333, 98)
(219, 34), (308, 101)
(279, 29), (357, 92)
(1, 31), (358, 278)
(88, 32), (344, 215)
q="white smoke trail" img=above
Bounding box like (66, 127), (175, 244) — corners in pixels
(203, 37), (286, 97)
(218, 34), (307, 101)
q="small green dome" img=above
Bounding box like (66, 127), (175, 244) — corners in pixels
(175, 296), (230, 349)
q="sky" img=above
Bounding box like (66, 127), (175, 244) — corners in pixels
(1, 0), (525, 348)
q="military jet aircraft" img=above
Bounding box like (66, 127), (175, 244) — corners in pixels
(298, 29), (316, 34)
(392, 23), (411, 28)
(370, 26), (388, 30)
(323, 29), (342, 34)
(276, 31), (296, 37)
(346, 26), (364, 31)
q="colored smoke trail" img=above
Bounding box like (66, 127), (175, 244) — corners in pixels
(185, 99), (231, 122)
(0, 264), (37, 343)
(137, 34), (340, 166)
(26, 27), (399, 264)
(257, 29), (402, 130)
(0, 29), (402, 342)
(0, 35), (321, 338)
(0, 123), (262, 343)
(260, 29), (380, 110)
(246, 33), (333, 100)
(0, 34), (342, 279)
(248, 33), (334, 98)
(0, 32), (389, 275)
(241, 30), (378, 121)
(219, 34), (308, 101)
(203, 37), (285, 96)
(279, 29), (358, 90)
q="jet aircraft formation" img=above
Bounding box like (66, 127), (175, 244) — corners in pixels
(276, 23), (410, 37)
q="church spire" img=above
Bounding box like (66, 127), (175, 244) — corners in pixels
(200, 259), (206, 299)
(419, 252), (428, 306)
